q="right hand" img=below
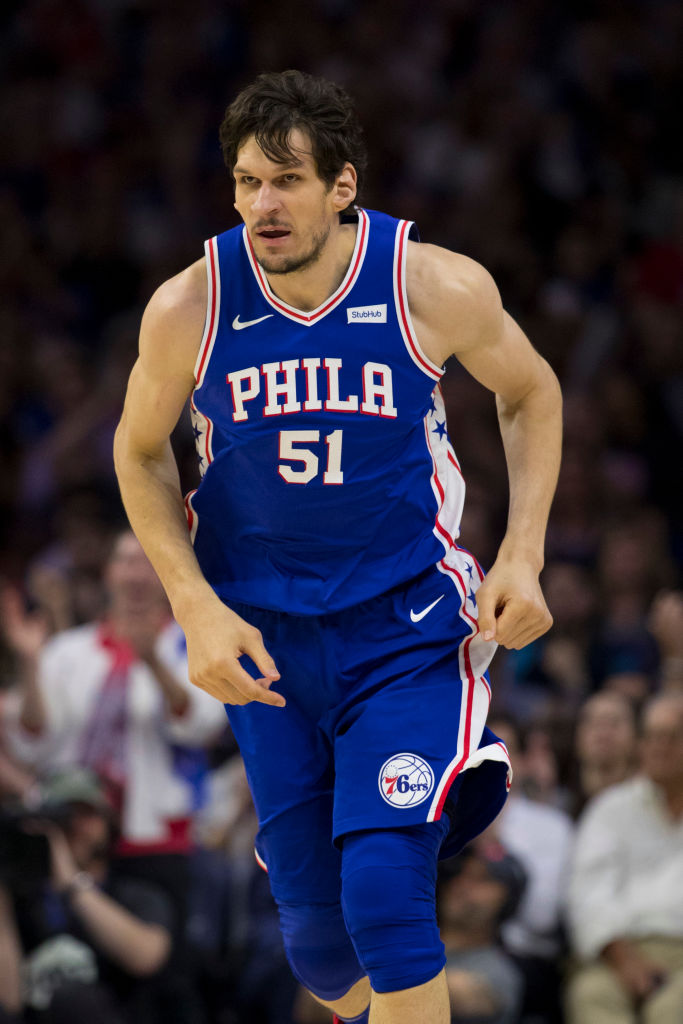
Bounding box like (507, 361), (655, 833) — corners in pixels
(180, 596), (284, 708)
(602, 940), (667, 1002)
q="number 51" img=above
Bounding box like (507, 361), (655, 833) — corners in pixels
(278, 430), (343, 485)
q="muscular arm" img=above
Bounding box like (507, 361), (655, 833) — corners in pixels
(408, 245), (562, 648)
(113, 263), (283, 706)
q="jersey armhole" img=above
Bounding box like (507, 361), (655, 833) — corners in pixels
(392, 221), (443, 382)
(193, 236), (221, 385)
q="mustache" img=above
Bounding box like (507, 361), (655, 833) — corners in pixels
(254, 221), (292, 231)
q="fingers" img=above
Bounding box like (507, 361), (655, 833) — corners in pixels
(190, 626), (285, 708)
(475, 581), (500, 642)
(185, 608), (285, 708)
(478, 594), (553, 650)
(194, 661), (286, 708)
(241, 627), (280, 682)
(229, 660), (286, 708)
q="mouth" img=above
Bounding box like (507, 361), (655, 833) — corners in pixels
(255, 227), (291, 244)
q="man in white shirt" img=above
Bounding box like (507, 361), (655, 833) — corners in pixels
(2, 531), (226, 849)
(565, 693), (683, 1024)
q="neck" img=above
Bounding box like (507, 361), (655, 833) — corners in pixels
(264, 219), (357, 312)
(656, 780), (683, 819)
(581, 761), (633, 799)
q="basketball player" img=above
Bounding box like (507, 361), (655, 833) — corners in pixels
(114, 71), (562, 1024)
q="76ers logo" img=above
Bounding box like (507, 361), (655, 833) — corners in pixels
(379, 753), (435, 808)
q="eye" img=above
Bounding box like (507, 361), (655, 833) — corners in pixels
(281, 174), (299, 183)
(239, 176), (257, 185)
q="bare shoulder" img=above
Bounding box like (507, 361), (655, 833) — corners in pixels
(405, 241), (503, 365)
(139, 257), (208, 377)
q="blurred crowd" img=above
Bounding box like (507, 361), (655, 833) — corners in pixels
(1, 0), (682, 1022)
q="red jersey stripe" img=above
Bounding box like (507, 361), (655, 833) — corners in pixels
(195, 237), (219, 384)
(395, 221), (442, 381)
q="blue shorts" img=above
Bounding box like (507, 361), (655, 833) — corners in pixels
(226, 547), (511, 901)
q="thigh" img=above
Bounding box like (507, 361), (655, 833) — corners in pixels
(564, 962), (635, 1024)
(643, 970), (683, 1024)
(329, 551), (511, 849)
(638, 938), (683, 1024)
(254, 794), (342, 906)
(225, 605), (334, 833)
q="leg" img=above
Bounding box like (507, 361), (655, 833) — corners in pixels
(370, 971), (448, 1024)
(564, 961), (635, 1024)
(277, 898), (368, 1014)
(642, 971), (683, 1024)
(254, 797), (369, 1018)
(638, 937), (683, 1024)
(340, 823), (450, 1024)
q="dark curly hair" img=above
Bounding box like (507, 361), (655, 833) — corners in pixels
(219, 70), (367, 202)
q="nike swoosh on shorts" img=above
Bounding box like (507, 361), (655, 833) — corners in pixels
(232, 314), (274, 330)
(409, 594), (445, 622)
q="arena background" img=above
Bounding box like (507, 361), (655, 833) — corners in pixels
(0, 2), (682, 1023)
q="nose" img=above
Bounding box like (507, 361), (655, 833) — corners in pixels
(251, 182), (281, 217)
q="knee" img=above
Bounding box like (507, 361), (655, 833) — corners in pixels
(340, 827), (446, 994)
(278, 900), (365, 1003)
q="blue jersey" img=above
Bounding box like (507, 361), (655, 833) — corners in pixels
(186, 208), (466, 614)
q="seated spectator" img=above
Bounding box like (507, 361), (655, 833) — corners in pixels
(489, 713), (574, 1023)
(0, 767), (174, 1024)
(437, 842), (527, 1024)
(564, 693), (683, 1024)
(568, 690), (638, 819)
(514, 713), (573, 811)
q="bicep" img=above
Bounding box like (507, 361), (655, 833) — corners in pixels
(455, 309), (551, 408)
(410, 246), (552, 405)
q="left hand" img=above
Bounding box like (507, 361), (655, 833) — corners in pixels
(475, 558), (552, 650)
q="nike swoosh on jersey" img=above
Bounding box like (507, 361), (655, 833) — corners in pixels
(232, 314), (274, 330)
(409, 594), (445, 622)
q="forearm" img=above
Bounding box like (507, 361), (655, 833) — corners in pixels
(145, 653), (190, 716)
(68, 885), (170, 976)
(0, 886), (23, 1014)
(0, 746), (35, 800)
(17, 654), (47, 735)
(495, 359), (562, 570)
(113, 425), (215, 622)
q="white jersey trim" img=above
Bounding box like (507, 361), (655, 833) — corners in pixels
(426, 546), (500, 821)
(393, 221), (443, 381)
(242, 209), (370, 326)
(184, 489), (198, 544)
(194, 236), (221, 385)
(423, 386), (466, 554)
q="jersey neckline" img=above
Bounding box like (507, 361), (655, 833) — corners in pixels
(241, 208), (370, 326)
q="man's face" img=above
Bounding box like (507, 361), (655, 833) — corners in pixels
(233, 129), (350, 275)
(64, 805), (112, 868)
(439, 858), (508, 931)
(640, 700), (683, 789)
(105, 532), (166, 613)
(576, 693), (636, 766)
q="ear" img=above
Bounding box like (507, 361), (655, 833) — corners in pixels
(332, 163), (357, 212)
